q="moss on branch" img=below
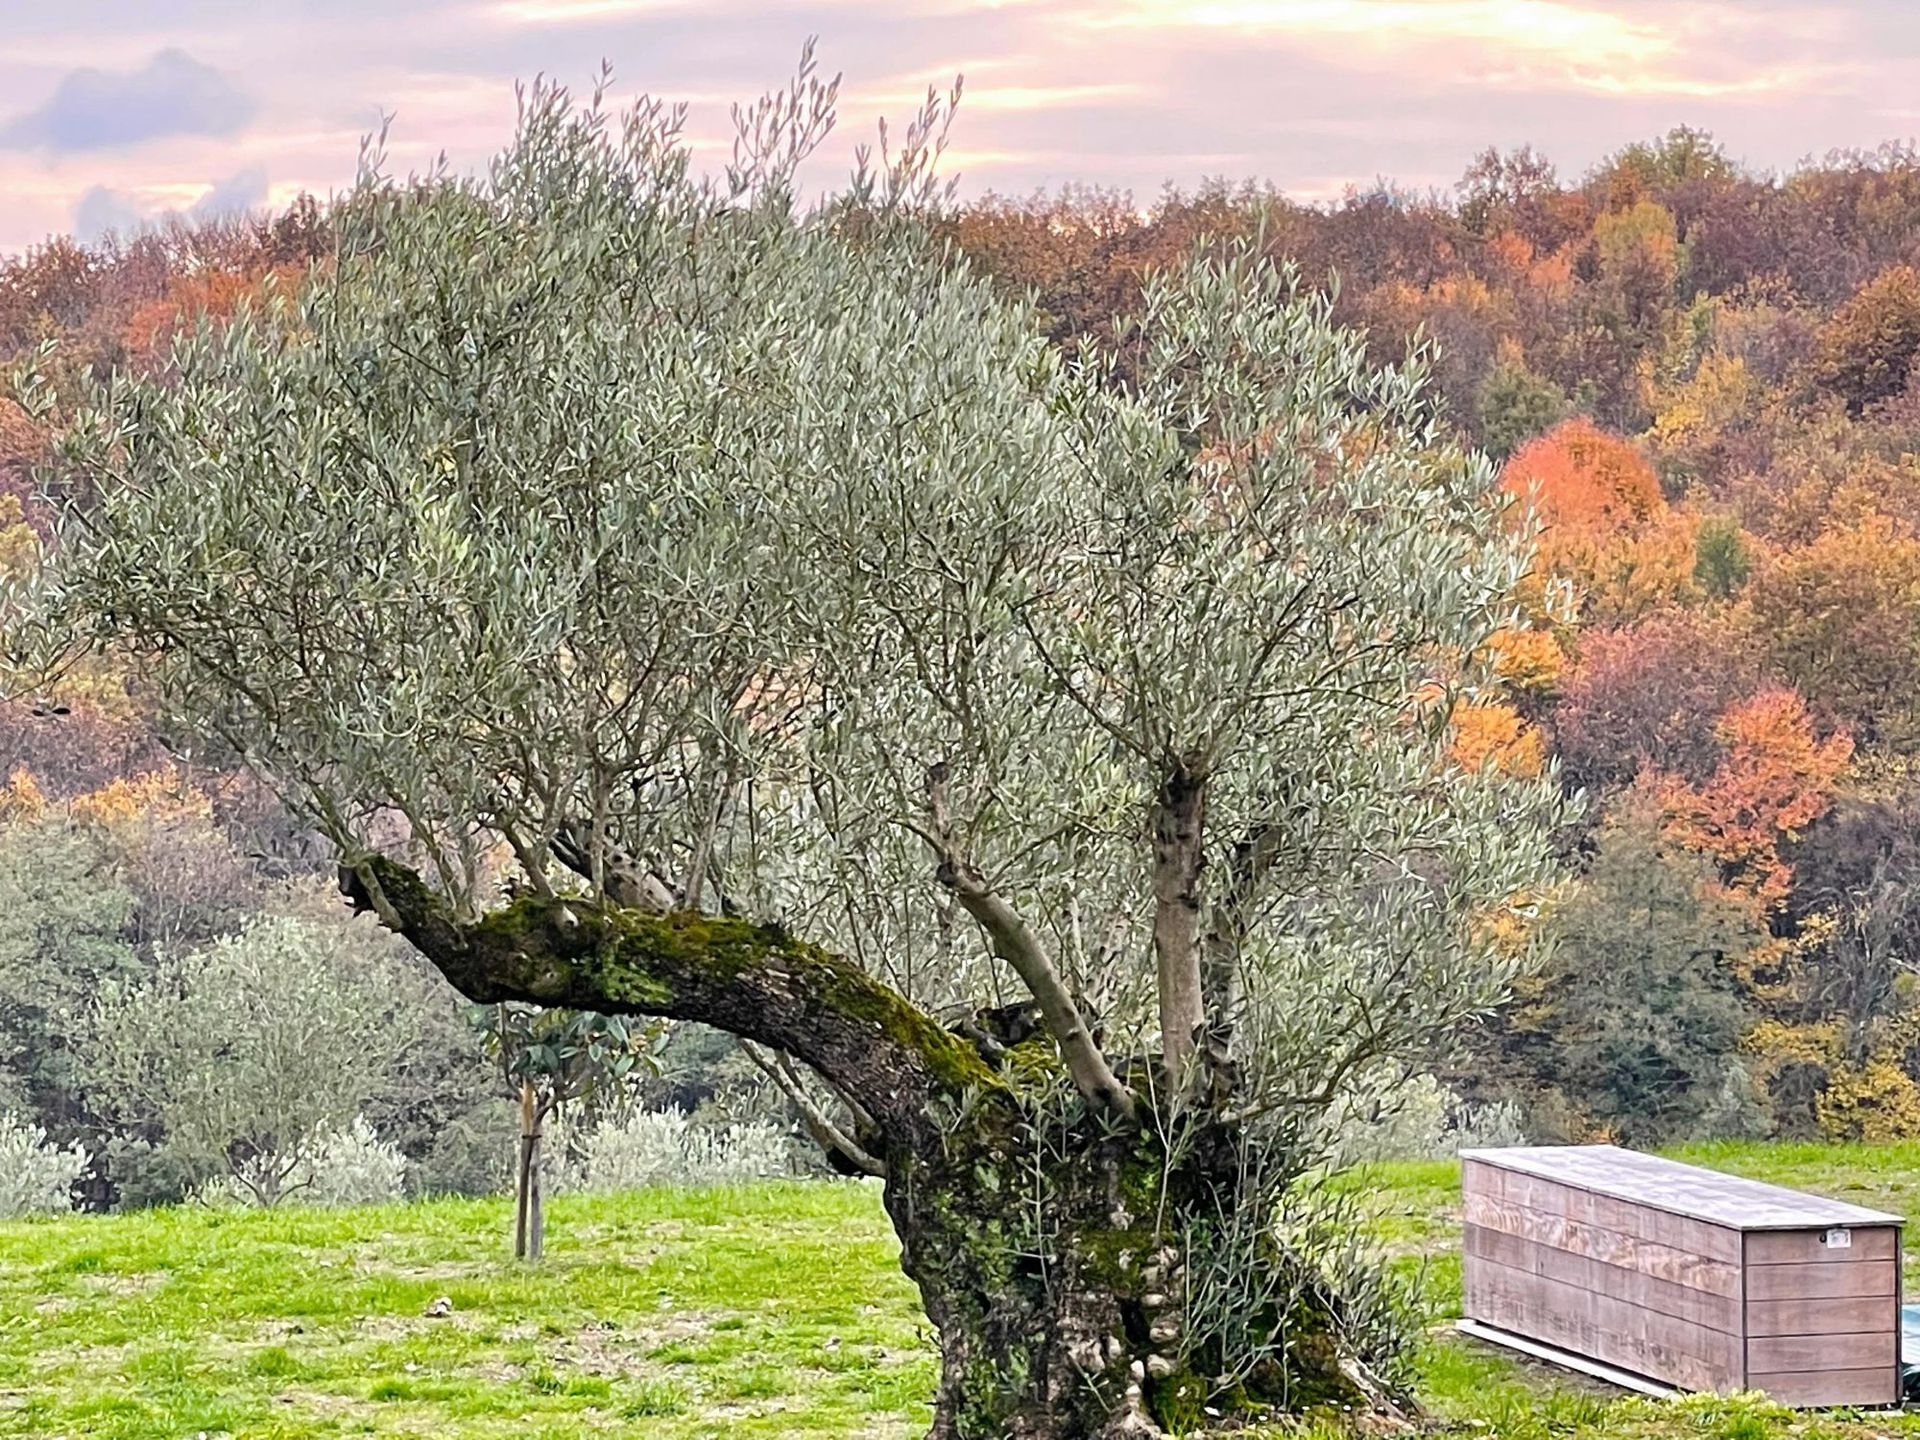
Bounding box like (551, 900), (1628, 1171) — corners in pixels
(343, 854), (996, 1135)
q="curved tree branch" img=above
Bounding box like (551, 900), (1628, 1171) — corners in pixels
(740, 1040), (888, 1178)
(340, 855), (994, 1147)
(922, 764), (1137, 1120)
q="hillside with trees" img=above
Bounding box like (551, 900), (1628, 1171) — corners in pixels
(940, 130), (1920, 1151)
(5, 90), (1920, 1436)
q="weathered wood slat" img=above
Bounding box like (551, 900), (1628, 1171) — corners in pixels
(1462, 1146), (1900, 1230)
(1465, 1225), (1739, 1333)
(1463, 1193), (1742, 1296)
(1745, 1227), (1898, 1265)
(1746, 1330), (1896, 1373)
(1466, 1161), (1742, 1259)
(1466, 1254), (1742, 1393)
(1743, 1259), (1897, 1301)
(1745, 1368), (1898, 1408)
(1745, 1293), (1898, 1337)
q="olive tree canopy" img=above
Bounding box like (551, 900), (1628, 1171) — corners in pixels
(18, 61), (1561, 1440)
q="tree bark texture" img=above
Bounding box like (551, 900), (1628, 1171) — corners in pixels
(1150, 760), (1209, 1094)
(341, 858), (1380, 1438)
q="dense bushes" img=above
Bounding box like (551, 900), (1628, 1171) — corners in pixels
(85, 916), (418, 1205)
(0, 779), (792, 1208)
(0, 1113), (88, 1217)
(553, 1108), (795, 1192)
(194, 1117), (409, 1208)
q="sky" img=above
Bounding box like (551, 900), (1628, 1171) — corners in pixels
(0, 0), (1916, 256)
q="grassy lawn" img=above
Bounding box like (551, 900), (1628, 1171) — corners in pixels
(0, 1181), (932, 1438)
(6, 1144), (1920, 1437)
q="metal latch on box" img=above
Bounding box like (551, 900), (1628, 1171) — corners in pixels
(1823, 1228), (1853, 1248)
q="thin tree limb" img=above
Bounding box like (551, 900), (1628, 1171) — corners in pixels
(921, 762), (1137, 1119)
(740, 1040), (888, 1177)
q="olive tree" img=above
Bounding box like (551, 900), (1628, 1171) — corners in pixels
(22, 64), (1561, 1439)
(84, 915), (411, 1205)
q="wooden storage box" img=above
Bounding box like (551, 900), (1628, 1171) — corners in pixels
(1461, 1145), (1903, 1407)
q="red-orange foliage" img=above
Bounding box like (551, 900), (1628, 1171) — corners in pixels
(122, 263), (299, 366)
(1501, 419), (1699, 618)
(1646, 688), (1852, 906)
(1503, 418), (1663, 534)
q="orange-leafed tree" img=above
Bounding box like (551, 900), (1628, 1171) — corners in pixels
(122, 265), (298, 370)
(1647, 688), (1852, 907)
(1502, 418), (1698, 618)
(1486, 625), (1565, 698)
(1504, 417), (1664, 533)
(1450, 697), (1547, 777)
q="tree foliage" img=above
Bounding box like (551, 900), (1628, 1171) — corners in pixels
(83, 916), (418, 1206)
(1812, 264), (1920, 413)
(16, 80), (1920, 1421)
(1494, 803), (1765, 1144)
(1646, 688), (1851, 908)
(24, 66), (1561, 1435)
(1552, 613), (1758, 790)
(1743, 512), (1920, 743)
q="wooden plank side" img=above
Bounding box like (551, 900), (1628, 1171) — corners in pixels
(1745, 1294), (1899, 1338)
(1745, 1227), (1898, 1265)
(1745, 1259), (1897, 1301)
(1463, 1193), (1742, 1297)
(1745, 1331), (1897, 1373)
(1461, 1157), (1499, 1201)
(1747, 1368), (1899, 1408)
(1464, 1254), (1742, 1393)
(1738, 1229), (1749, 1390)
(1465, 1225), (1738, 1333)
(1472, 1165), (1741, 1261)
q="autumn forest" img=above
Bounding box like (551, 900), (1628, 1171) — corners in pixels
(943, 131), (1920, 1149)
(6, 122), (1920, 1204)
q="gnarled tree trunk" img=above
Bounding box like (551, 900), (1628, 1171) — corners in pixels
(885, 1087), (1381, 1438)
(341, 859), (1384, 1439)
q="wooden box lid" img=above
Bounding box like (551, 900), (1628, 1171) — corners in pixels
(1461, 1144), (1902, 1232)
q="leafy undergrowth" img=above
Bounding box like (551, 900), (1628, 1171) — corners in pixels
(5, 1144), (1920, 1437)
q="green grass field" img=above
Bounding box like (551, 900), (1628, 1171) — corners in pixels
(6, 1144), (1920, 1438)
